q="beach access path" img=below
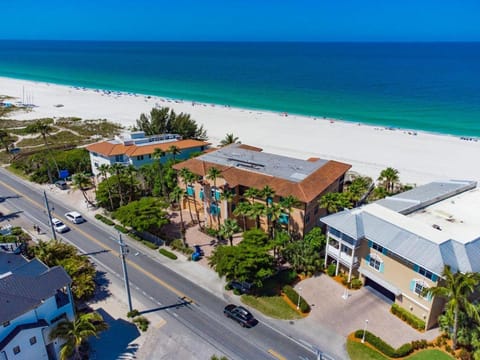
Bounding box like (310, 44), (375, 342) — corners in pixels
(2, 76), (480, 185)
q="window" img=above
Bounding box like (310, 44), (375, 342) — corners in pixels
(13, 346), (20, 355)
(29, 337), (37, 345)
(369, 256), (382, 271)
(94, 162), (99, 168)
(411, 279), (430, 300)
(305, 214), (310, 223)
(148, 154), (152, 159)
(414, 282), (426, 296)
(416, 266), (436, 281)
(3, 321), (10, 327)
(136, 155), (144, 161)
(51, 312), (67, 324)
(314, 205), (319, 215)
(372, 243), (384, 253)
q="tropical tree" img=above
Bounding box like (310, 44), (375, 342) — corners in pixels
(168, 145), (181, 163)
(138, 164), (155, 196)
(124, 164), (138, 202)
(0, 129), (14, 154)
(248, 202), (266, 229)
(243, 188), (260, 204)
(233, 201), (250, 232)
(25, 119), (60, 181)
(152, 148), (166, 197)
(170, 186), (186, 245)
(49, 312), (108, 360)
(219, 218), (241, 246)
(109, 163), (126, 207)
(378, 167), (400, 194)
(97, 164), (114, 210)
(423, 266), (480, 350)
(319, 192), (352, 214)
(220, 189), (234, 218)
(71, 172), (94, 206)
(207, 166), (222, 192)
(279, 195), (300, 234)
(179, 167), (195, 225)
(347, 176), (372, 205)
(220, 133), (240, 147)
(264, 202), (282, 239)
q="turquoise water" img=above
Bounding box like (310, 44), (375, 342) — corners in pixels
(1, 41), (480, 136)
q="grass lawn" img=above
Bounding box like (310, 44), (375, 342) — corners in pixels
(347, 339), (453, 360)
(241, 294), (302, 320)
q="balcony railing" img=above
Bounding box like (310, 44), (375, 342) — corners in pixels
(327, 245), (358, 265)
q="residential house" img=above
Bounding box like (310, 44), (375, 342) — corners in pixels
(173, 143), (351, 236)
(321, 179), (480, 329)
(0, 253), (74, 360)
(86, 131), (209, 176)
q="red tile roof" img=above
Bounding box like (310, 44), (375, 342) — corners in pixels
(173, 153), (351, 203)
(86, 139), (210, 157)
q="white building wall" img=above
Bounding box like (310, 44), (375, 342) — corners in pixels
(1, 327), (48, 360)
(89, 153), (113, 176)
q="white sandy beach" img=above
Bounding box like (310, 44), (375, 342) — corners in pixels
(1, 76), (479, 185)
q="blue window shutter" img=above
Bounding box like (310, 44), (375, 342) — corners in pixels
(382, 247), (388, 255)
(187, 186), (194, 197)
(368, 240), (373, 248)
(413, 264), (420, 273)
(379, 262), (384, 273)
(431, 274), (438, 282)
(199, 190), (204, 200)
(215, 190), (221, 201)
(410, 280), (416, 292)
(365, 254), (371, 262)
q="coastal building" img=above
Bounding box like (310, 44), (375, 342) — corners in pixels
(321, 179), (479, 329)
(86, 131), (209, 176)
(173, 143), (351, 236)
(0, 252), (75, 360)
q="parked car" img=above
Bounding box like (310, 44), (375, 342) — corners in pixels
(227, 280), (253, 295)
(223, 304), (257, 328)
(54, 180), (68, 190)
(65, 211), (85, 224)
(51, 218), (69, 233)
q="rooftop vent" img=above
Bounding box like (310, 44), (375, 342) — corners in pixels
(432, 224), (442, 231)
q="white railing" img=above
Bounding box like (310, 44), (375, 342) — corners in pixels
(327, 245), (358, 265)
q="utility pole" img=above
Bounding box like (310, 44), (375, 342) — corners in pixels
(118, 233), (133, 312)
(43, 191), (57, 241)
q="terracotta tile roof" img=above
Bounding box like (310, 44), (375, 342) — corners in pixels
(86, 139), (209, 157)
(237, 144), (263, 152)
(173, 157), (351, 203)
(307, 157), (320, 162)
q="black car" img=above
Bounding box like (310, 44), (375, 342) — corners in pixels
(223, 304), (257, 328)
(227, 280), (253, 294)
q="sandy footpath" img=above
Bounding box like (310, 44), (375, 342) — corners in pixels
(2, 76), (480, 185)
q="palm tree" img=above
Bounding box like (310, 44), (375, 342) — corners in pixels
(219, 218), (241, 246)
(49, 312), (108, 360)
(220, 133), (240, 147)
(179, 168), (195, 225)
(168, 145), (181, 163)
(423, 266), (480, 350)
(109, 163), (126, 207)
(0, 129), (13, 154)
(233, 201), (250, 232)
(243, 188), (260, 204)
(152, 148), (166, 197)
(71, 173), (94, 206)
(124, 164), (137, 202)
(220, 188), (234, 218)
(248, 202), (266, 229)
(207, 167), (222, 194)
(97, 164), (114, 209)
(261, 185), (276, 235)
(138, 164), (155, 196)
(265, 202), (282, 239)
(378, 167), (400, 194)
(25, 119), (60, 182)
(319, 192), (352, 214)
(170, 186), (186, 245)
(280, 195), (299, 234)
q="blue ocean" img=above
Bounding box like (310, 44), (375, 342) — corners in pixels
(0, 41), (479, 136)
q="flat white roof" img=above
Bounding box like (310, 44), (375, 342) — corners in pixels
(409, 187), (480, 244)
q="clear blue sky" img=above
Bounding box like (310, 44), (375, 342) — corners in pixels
(1, 0), (479, 41)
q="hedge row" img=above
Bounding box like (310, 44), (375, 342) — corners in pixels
(354, 330), (413, 358)
(159, 248), (177, 260)
(170, 239), (194, 255)
(129, 233), (159, 250)
(391, 303), (425, 330)
(282, 285), (310, 313)
(114, 224), (129, 234)
(94, 214), (114, 226)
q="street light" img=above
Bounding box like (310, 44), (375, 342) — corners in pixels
(361, 319), (369, 343)
(297, 287), (302, 310)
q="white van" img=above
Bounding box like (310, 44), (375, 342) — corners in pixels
(65, 211), (85, 224)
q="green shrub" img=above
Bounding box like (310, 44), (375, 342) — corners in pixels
(170, 239), (194, 255)
(391, 303), (425, 330)
(159, 248), (177, 260)
(0, 235), (17, 243)
(132, 316), (150, 332)
(225, 283), (232, 291)
(141, 240), (159, 250)
(11, 227), (23, 236)
(233, 289), (241, 296)
(350, 278), (363, 289)
(114, 224), (129, 233)
(282, 285), (310, 313)
(204, 227), (218, 237)
(327, 263), (336, 277)
(94, 214), (114, 226)
(127, 309), (140, 318)
(353, 330), (414, 358)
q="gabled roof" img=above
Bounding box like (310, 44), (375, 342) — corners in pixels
(0, 257), (71, 324)
(86, 139), (209, 157)
(0, 320), (48, 350)
(173, 145), (351, 203)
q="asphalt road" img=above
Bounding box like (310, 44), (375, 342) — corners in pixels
(0, 168), (324, 360)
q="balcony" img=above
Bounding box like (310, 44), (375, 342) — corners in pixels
(327, 244), (358, 266)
